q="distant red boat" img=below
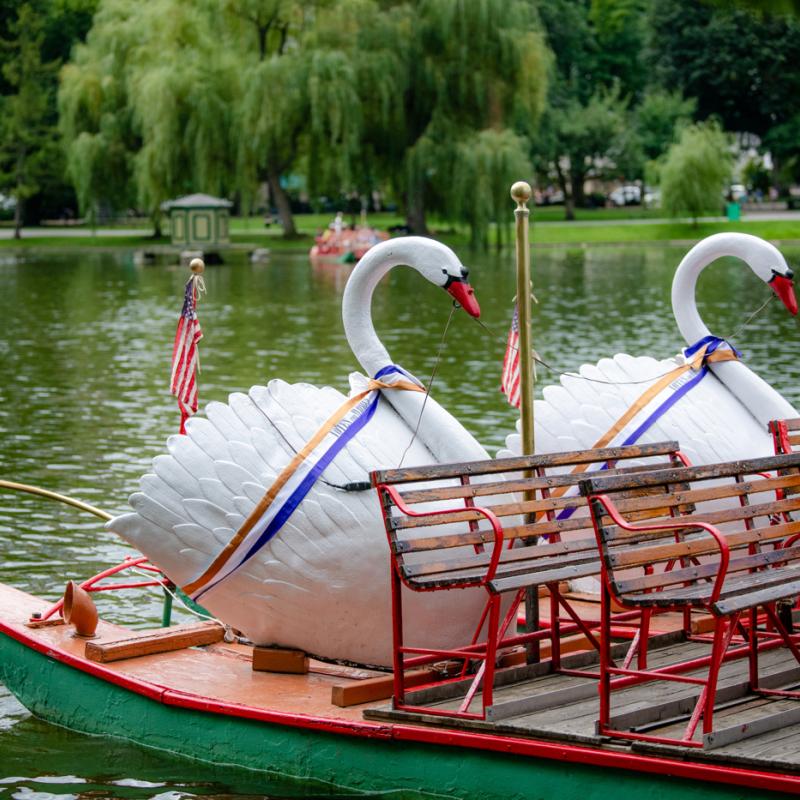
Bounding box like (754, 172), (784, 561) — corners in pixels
(310, 216), (389, 262)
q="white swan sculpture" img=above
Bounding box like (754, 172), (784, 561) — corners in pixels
(110, 237), (495, 667)
(501, 233), (798, 467)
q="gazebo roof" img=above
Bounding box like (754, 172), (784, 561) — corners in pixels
(161, 193), (233, 210)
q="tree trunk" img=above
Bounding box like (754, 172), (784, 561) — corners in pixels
(554, 162), (574, 222)
(572, 170), (586, 210)
(267, 170), (298, 238)
(14, 148), (24, 239)
(13, 197), (22, 239)
(405, 186), (428, 235)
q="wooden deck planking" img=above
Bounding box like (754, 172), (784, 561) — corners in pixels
(367, 633), (800, 769)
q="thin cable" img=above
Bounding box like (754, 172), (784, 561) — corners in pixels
(397, 302), (457, 468)
(472, 291), (776, 387)
(724, 293), (774, 341)
(252, 386), (351, 490)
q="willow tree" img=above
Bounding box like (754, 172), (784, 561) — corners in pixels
(660, 121), (732, 224)
(364, 0), (549, 236)
(60, 0), (238, 232)
(0, 3), (58, 238)
(229, 0), (368, 237)
(451, 130), (532, 249)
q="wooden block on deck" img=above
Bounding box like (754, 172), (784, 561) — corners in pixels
(85, 621), (224, 663)
(252, 646), (309, 674)
(332, 669), (434, 707)
(332, 634), (598, 708)
(690, 613), (716, 634)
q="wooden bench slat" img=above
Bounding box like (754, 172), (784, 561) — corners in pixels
(580, 452), (800, 495)
(619, 571), (800, 610)
(395, 461), (680, 505)
(403, 541), (599, 583)
(601, 473), (800, 518)
(613, 542), (800, 596)
(372, 441), (681, 486)
(394, 513), (595, 554)
(390, 493), (588, 529)
(605, 494), (800, 545)
(608, 518), (800, 570)
(714, 577), (800, 615)
(635, 567), (800, 609)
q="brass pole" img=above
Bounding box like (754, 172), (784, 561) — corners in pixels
(511, 181), (539, 663)
(511, 181), (535, 456)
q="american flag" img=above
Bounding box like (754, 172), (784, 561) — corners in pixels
(170, 277), (203, 434)
(500, 302), (521, 408)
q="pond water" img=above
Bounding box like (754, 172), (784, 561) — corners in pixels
(0, 242), (799, 796)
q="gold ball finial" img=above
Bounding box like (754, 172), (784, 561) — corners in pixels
(190, 258), (205, 274)
(510, 181), (532, 206)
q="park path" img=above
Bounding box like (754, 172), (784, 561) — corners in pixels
(1, 211), (798, 240)
(0, 227), (153, 239)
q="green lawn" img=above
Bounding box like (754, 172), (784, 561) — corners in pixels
(1, 211), (798, 250)
(532, 219), (800, 245)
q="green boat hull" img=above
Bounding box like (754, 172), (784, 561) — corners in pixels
(0, 631), (791, 800)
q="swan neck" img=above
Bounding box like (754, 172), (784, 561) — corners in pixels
(342, 246), (408, 378)
(672, 235), (761, 347)
(341, 239), (488, 464)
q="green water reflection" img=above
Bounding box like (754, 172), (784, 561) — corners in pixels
(0, 243), (798, 795)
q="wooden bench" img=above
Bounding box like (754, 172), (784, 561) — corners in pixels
(580, 453), (800, 749)
(770, 417), (800, 456)
(770, 418), (800, 620)
(372, 441), (688, 719)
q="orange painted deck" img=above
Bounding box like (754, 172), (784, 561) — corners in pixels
(0, 583), (379, 722)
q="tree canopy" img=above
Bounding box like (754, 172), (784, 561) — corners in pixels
(3, 0), (800, 238)
(57, 0), (549, 239)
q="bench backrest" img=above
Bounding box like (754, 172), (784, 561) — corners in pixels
(371, 441), (685, 574)
(770, 417), (800, 456)
(579, 453), (800, 597)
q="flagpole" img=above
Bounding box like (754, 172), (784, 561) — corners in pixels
(511, 181), (535, 456)
(510, 181), (539, 663)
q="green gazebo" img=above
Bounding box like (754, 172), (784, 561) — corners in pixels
(162, 193), (232, 248)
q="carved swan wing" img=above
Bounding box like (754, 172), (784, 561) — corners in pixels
(499, 353), (779, 466)
(109, 377), (488, 666)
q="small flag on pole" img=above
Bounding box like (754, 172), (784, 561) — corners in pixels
(170, 269), (204, 434)
(501, 302), (521, 408)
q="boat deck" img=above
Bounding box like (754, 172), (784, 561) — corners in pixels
(3, 581), (800, 791)
(365, 633), (800, 774)
(0, 582), (379, 724)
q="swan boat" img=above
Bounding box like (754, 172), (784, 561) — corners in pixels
(309, 223), (390, 263)
(2, 234), (800, 797)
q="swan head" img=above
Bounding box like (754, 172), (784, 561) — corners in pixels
(767, 268), (798, 316)
(736, 234), (797, 315)
(407, 237), (481, 317)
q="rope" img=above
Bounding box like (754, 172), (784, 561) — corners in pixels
(473, 291), (776, 387)
(0, 480), (112, 521)
(130, 567), (218, 623)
